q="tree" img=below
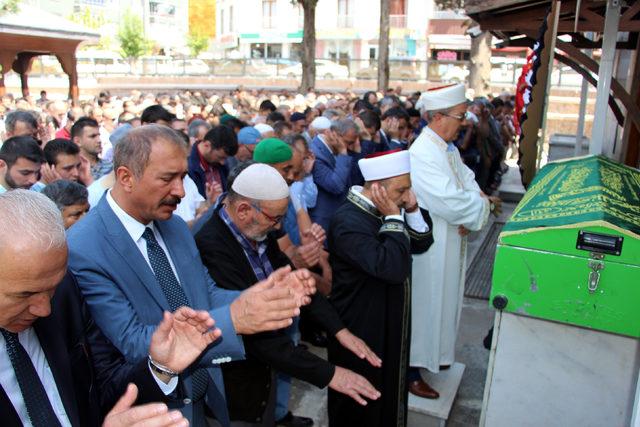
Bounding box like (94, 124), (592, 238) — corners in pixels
(377, 0), (390, 92)
(0, 0), (19, 16)
(117, 11), (151, 61)
(187, 31), (210, 57)
(468, 28), (492, 97)
(294, 0), (318, 92)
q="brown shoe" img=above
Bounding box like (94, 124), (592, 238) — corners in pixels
(408, 379), (440, 399)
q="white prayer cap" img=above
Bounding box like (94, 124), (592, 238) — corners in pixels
(416, 83), (468, 113)
(310, 116), (331, 130)
(358, 150), (411, 181)
(231, 163), (289, 201)
(222, 102), (237, 116)
(253, 123), (274, 135)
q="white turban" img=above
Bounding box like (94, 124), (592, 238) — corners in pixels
(416, 83), (468, 113)
(358, 150), (411, 181)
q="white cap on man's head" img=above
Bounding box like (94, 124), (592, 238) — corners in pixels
(358, 149), (411, 182)
(254, 123), (274, 135)
(231, 163), (289, 201)
(416, 83), (468, 113)
(310, 116), (331, 130)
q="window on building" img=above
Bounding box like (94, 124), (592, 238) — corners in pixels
(229, 6), (234, 32)
(337, 0), (352, 27)
(389, 0), (406, 27)
(262, 0), (276, 29)
(220, 9), (225, 34)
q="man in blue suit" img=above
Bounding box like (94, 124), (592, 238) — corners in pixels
(67, 125), (315, 427)
(308, 118), (353, 234)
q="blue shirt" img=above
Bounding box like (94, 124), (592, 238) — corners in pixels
(218, 206), (274, 281)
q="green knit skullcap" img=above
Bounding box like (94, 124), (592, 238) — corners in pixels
(253, 138), (293, 164)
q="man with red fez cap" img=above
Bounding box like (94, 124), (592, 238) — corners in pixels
(327, 149), (434, 427)
(410, 84), (502, 395)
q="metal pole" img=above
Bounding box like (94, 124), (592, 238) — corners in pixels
(575, 32), (593, 157)
(590, 0), (621, 155)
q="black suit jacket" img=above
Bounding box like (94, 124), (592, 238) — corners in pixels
(194, 204), (345, 422)
(0, 273), (170, 427)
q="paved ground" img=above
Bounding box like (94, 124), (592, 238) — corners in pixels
(286, 193), (519, 426)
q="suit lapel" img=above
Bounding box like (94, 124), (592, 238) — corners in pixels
(34, 319), (82, 427)
(313, 137), (336, 168)
(96, 198), (170, 310)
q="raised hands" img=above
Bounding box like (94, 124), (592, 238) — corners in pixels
(149, 308), (221, 374)
(230, 265), (316, 335)
(40, 163), (63, 185)
(103, 384), (188, 427)
(329, 367), (381, 406)
(371, 183), (400, 216)
(335, 329), (382, 368)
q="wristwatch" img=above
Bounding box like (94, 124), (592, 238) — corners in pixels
(148, 356), (180, 377)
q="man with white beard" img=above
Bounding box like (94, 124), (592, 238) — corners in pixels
(409, 84), (502, 397)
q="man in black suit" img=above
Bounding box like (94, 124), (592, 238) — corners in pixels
(194, 163), (382, 425)
(0, 189), (220, 427)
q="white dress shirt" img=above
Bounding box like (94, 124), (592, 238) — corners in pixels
(106, 189), (179, 394)
(174, 175), (205, 222)
(0, 328), (72, 427)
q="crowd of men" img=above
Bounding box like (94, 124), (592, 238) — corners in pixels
(0, 83), (504, 427)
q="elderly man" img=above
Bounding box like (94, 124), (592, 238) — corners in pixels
(0, 136), (44, 193)
(410, 84), (502, 395)
(194, 164), (381, 426)
(0, 190), (223, 427)
(327, 150), (433, 427)
(308, 117), (353, 234)
(3, 110), (39, 141)
(67, 125), (314, 427)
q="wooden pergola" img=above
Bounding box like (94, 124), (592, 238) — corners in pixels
(0, 5), (99, 104)
(466, 0), (640, 185)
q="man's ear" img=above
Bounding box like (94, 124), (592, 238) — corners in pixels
(115, 166), (136, 193)
(0, 159), (6, 171)
(235, 201), (253, 222)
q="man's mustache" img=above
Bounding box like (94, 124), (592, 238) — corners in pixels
(161, 196), (181, 206)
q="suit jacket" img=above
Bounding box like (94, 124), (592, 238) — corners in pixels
(309, 135), (352, 233)
(1, 273), (168, 427)
(188, 142), (229, 198)
(194, 204), (343, 422)
(67, 196), (245, 427)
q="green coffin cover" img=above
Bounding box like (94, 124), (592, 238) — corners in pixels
(503, 155), (640, 239)
(491, 155), (640, 337)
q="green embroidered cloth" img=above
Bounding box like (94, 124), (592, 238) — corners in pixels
(503, 155), (640, 237)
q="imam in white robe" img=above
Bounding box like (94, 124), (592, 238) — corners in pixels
(409, 126), (490, 373)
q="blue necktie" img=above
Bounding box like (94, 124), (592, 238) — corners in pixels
(1, 329), (62, 427)
(142, 227), (208, 401)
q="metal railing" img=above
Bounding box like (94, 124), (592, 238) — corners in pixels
(29, 55), (584, 87)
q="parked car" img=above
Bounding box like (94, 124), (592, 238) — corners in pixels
(355, 62), (421, 80)
(281, 59), (349, 79)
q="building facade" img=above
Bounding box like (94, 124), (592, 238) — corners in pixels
(215, 0), (430, 61)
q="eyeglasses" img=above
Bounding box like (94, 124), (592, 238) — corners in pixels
(250, 202), (284, 225)
(442, 112), (466, 121)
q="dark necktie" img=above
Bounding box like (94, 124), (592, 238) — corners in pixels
(1, 329), (63, 427)
(142, 227), (209, 400)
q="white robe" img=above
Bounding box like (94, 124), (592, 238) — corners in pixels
(409, 126), (490, 373)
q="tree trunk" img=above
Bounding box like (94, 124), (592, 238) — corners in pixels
(300, 0), (317, 92)
(377, 0), (390, 92)
(468, 29), (492, 97)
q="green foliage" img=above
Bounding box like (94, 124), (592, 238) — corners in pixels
(69, 6), (106, 29)
(187, 31), (209, 57)
(0, 0), (19, 16)
(117, 11), (151, 60)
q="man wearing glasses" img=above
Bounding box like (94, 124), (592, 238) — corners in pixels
(408, 84), (503, 399)
(194, 163), (381, 426)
